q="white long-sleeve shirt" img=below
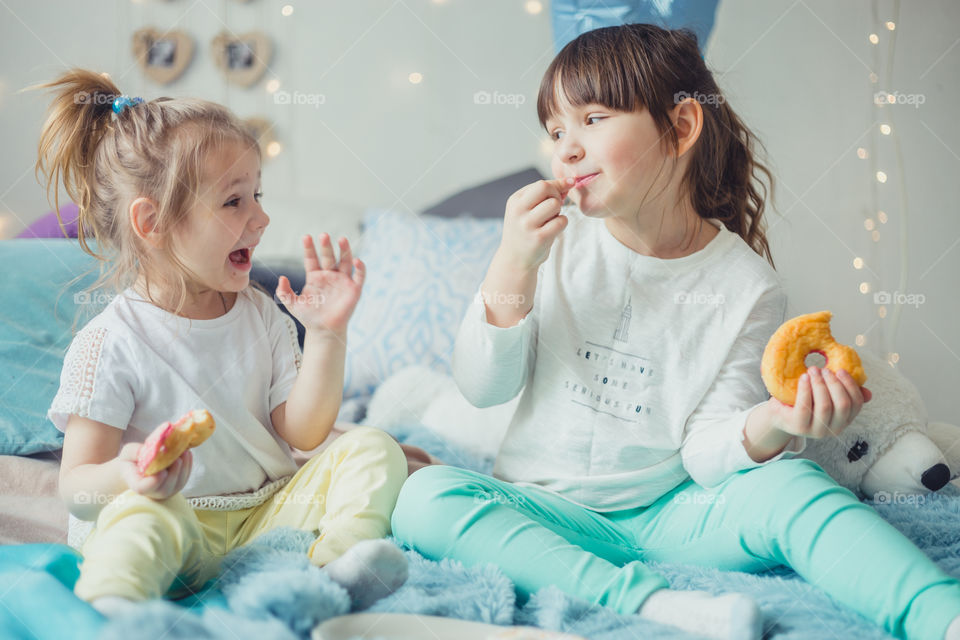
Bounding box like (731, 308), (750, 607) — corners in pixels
(452, 208), (805, 511)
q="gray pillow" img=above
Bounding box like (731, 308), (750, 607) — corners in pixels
(421, 167), (545, 218)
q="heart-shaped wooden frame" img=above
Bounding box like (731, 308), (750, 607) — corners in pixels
(211, 31), (272, 88)
(132, 28), (194, 85)
(242, 116), (279, 161)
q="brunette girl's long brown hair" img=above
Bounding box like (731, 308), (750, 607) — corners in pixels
(537, 24), (776, 267)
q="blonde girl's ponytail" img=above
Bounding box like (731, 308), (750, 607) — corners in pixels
(34, 69), (125, 257)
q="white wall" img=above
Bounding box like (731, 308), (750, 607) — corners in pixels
(705, 1), (960, 424)
(2, 0), (958, 421)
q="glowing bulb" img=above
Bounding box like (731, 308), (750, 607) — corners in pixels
(869, 72), (878, 83)
(853, 257), (864, 269)
(876, 171), (887, 183)
(886, 21), (896, 31)
(859, 282), (871, 294)
(525, 1), (543, 14)
(889, 352), (900, 363)
(266, 141), (282, 157)
(266, 79), (281, 93)
(880, 124), (891, 135)
(878, 306), (887, 318)
(281, 4), (293, 16)
(887, 94), (896, 104)
(408, 72), (423, 84)
(869, 33), (879, 44)
(857, 147), (868, 159)
(878, 210), (888, 224)
(872, 230), (881, 242)
(864, 219), (875, 231)
(856, 335), (866, 346)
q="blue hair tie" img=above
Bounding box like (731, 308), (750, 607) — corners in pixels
(112, 95), (144, 114)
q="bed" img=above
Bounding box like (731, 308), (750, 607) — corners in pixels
(3, 169), (958, 640)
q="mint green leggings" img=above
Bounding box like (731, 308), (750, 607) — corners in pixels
(391, 458), (960, 640)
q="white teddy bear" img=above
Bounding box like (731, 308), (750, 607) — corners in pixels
(367, 352), (960, 501)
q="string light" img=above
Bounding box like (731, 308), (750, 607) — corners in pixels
(869, 33), (879, 44)
(880, 124), (891, 135)
(853, 257), (864, 269)
(281, 5), (293, 17)
(525, 1), (544, 14)
(408, 72), (423, 84)
(876, 170), (887, 183)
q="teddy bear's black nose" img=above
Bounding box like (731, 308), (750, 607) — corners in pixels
(921, 464), (950, 492)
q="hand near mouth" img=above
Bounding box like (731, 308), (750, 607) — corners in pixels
(497, 177), (575, 272)
(275, 233), (365, 335)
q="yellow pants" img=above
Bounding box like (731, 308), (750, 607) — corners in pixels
(74, 426), (408, 602)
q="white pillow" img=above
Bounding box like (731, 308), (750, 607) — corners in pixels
(344, 209), (503, 398)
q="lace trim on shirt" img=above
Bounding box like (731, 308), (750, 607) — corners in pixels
(187, 474), (292, 511)
(282, 315), (302, 373)
(50, 326), (107, 419)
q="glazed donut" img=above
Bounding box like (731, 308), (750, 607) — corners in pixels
(761, 311), (867, 406)
(136, 409), (215, 476)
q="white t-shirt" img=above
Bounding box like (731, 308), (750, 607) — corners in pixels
(453, 208), (805, 512)
(49, 286), (302, 499)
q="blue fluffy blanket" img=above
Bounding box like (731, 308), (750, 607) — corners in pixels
(2, 423), (958, 640)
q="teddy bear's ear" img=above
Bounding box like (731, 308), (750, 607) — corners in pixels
(926, 421), (960, 482)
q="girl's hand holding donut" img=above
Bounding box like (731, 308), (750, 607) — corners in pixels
(276, 234), (365, 336)
(497, 178), (575, 272)
(767, 366), (872, 439)
(117, 443), (193, 501)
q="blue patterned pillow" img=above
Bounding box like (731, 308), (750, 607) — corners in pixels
(344, 210), (503, 398)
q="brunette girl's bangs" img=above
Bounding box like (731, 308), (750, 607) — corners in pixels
(537, 30), (652, 127)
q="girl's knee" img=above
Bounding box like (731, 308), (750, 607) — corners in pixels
(334, 427), (407, 476)
(391, 465), (476, 540)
